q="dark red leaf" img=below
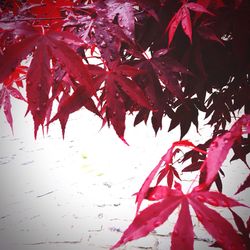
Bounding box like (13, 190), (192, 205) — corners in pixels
(26, 38), (52, 138)
(229, 209), (249, 236)
(49, 86), (100, 138)
(247, 217), (250, 233)
(105, 77), (126, 141)
(112, 74), (151, 109)
(215, 173), (223, 192)
(167, 169), (174, 188)
(47, 33), (94, 96)
(235, 174), (250, 195)
(151, 59), (186, 101)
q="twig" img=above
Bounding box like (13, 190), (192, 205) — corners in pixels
(0, 17), (64, 23)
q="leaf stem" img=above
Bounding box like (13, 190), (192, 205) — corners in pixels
(0, 17), (64, 23)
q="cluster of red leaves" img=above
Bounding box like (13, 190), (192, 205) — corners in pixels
(0, 1), (249, 249)
(1, 0), (249, 141)
(112, 115), (250, 250)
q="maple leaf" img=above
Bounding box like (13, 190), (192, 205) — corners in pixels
(150, 54), (189, 102)
(166, 2), (213, 46)
(26, 38), (52, 137)
(0, 27), (94, 137)
(112, 188), (247, 250)
(135, 140), (206, 213)
(168, 99), (199, 139)
(171, 198), (194, 250)
(98, 64), (152, 141)
(111, 193), (183, 250)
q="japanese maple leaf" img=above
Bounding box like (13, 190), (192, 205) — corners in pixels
(166, 2), (213, 46)
(156, 164), (181, 188)
(168, 100), (199, 139)
(0, 28), (94, 137)
(111, 187), (247, 250)
(99, 64), (152, 141)
(150, 52), (191, 102)
(0, 85), (26, 131)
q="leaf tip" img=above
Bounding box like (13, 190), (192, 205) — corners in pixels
(121, 136), (129, 146)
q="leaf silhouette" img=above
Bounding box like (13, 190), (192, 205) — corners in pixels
(235, 174), (250, 195)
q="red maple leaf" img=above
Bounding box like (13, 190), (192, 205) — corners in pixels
(166, 2), (213, 46)
(0, 28), (94, 137)
(112, 187), (247, 250)
(97, 64), (152, 141)
(112, 115), (250, 250)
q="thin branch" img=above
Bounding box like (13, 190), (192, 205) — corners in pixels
(0, 17), (64, 23)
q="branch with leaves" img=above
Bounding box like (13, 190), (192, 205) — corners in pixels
(0, 1), (249, 249)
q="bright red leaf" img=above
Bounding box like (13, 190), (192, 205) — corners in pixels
(112, 187), (247, 250)
(166, 2), (213, 46)
(111, 194), (183, 250)
(198, 115), (250, 190)
(189, 196), (246, 250)
(171, 198), (194, 250)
